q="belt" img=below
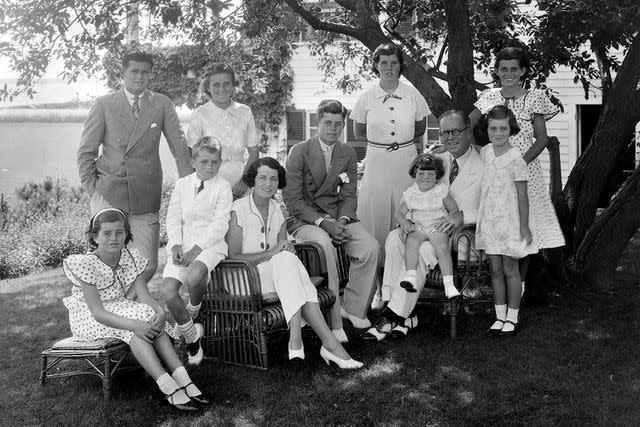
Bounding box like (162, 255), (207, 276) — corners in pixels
(367, 140), (415, 152)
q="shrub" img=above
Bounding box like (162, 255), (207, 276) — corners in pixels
(0, 178), (174, 279)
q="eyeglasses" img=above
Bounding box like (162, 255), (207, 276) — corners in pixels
(439, 127), (469, 138)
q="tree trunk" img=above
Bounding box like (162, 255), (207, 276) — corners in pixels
(559, 33), (640, 252)
(443, 0), (477, 113)
(574, 168), (640, 289)
(282, 0), (455, 115)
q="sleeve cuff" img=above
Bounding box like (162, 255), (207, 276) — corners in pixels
(313, 217), (324, 227)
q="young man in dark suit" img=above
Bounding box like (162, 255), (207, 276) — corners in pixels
(283, 99), (379, 343)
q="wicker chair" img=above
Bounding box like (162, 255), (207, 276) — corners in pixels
(335, 224), (492, 338)
(200, 242), (335, 369)
(418, 224), (492, 337)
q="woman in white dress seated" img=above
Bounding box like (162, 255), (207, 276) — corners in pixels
(226, 157), (363, 369)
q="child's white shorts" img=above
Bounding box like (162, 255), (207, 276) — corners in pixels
(162, 248), (225, 284)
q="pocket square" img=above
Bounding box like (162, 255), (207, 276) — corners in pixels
(150, 123), (157, 128)
(338, 172), (350, 184)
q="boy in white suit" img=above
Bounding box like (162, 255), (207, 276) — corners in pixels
(160, 137), (233, 365)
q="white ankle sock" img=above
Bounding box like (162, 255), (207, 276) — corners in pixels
(443, 275), (459, 297)
(491, 304), (507, 330)
(172, 366), (201, 397)
(186, 301), (201, 320)
(178, 319), (198, 344)
(506, 307), (519, 323)
(157, 373), (189, 404)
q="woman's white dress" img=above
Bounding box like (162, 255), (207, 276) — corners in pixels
(232, 195), (318, 324)
(350, 81), (429, 249)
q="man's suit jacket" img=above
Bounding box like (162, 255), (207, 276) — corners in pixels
(78, 88), (192, 215)
(283, 135), (359, 233)
(437, 147), (484, 224)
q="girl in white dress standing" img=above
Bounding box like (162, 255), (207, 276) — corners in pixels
(62, 208), (207, 411)
(475, 105), (538, 336)
(187, 63), (260, 198)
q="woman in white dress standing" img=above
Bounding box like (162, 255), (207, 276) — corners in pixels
(187, 63), (260, 198)
(351, 43), (429, 251)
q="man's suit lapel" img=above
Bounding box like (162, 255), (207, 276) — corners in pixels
(126, 91), (158, 153)
(304, 137), (327, 190)
(316, 142), (346, 196)
(113, 89), (135, 135)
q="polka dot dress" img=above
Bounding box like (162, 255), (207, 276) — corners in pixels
(475, 88), (565, 249)
(62, 248), (171, 343)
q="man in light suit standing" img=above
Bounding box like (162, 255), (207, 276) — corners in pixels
(283, 99), (380, 343)
(363, 110), (485, 341)
(78, 49), (193, 280)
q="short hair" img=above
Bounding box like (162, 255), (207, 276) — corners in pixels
(122, 49), (154, 70)
(192, 136), (222, 159)
(371, 43), (405, 77)
(200, 63), (238, 101)
(316, 99), (348, 121)
(242, 157), (287, 190)
(494, 47), (530, 75)
(438, 109), (470, 127)
(86, 208), (132, 249)
(482, 104), (521, 136)
(408, 153), (445, 180)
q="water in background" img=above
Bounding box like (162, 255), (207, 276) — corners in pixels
(0, 122), (184, 197)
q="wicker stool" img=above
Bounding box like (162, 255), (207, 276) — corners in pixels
(41, 337), (139, 400)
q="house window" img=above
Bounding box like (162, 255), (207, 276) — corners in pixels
(425, 114), (440, 149)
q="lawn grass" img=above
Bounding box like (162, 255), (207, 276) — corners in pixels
(1, 265), (639, 426)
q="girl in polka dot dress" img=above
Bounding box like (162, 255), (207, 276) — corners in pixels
(470, 46), (565, 291)
(62, 208), (208, 411)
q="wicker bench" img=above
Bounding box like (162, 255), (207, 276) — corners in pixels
(40, 337), (140, 400)
(200, 242), (335, 369)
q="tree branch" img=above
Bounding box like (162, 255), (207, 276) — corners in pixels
(281, 0), (366, 39)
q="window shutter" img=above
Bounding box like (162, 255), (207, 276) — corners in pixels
(286, 110), (305, 152)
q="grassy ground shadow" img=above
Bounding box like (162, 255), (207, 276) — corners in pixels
(1, 267), (639, 426)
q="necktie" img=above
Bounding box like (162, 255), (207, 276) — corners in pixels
(196, 180), (205, 195)
(131, 95), (139, 119)
(322, 147), (331, 172)
(382, 93), (402, 103)
(449, 159), (459, 185)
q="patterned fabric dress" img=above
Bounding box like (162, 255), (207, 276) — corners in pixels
(402, 182), (449, 237)
(476, 146), (538, 259)
(62, 248), (172, 344)
(186, 101), (258, 187)
(475, 88), (565, 249)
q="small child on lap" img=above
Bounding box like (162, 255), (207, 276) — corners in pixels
(396, 153), (460, 299)
(160, 137), (233, 365)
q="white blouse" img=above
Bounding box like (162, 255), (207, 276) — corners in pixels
(350, 81), (429, 144)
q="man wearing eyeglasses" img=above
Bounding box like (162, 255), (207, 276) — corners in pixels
(363, 109), (484, 341)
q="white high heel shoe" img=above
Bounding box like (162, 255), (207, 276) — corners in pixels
(320, 346), (363, 369)
(288, 344), (305, 361)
